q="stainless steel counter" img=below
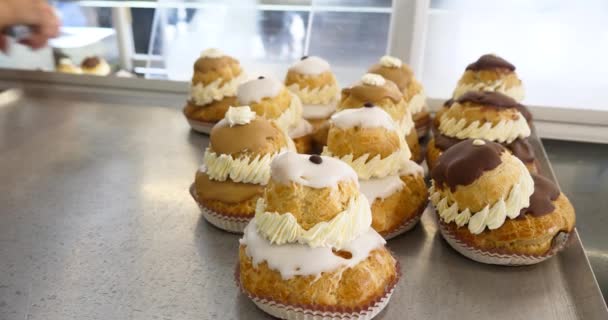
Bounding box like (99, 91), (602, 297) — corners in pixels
(0, 73), (606, 320)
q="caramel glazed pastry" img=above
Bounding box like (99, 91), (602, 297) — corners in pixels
(285, 55), (340, 153)
(430, 139), (575, 265)
(427, 90), (538, 173)
(238, 152), (399, 319)
(80, 56), (111, 76)
(369, 55), (431, 138)
(56, 58), (82, 74)
(183, 48), (247, 133)
(191, 106), (290, 233)
(453, 53), (525, 102)
(339, 73), (422, 163)
(323, 105), (428, 238)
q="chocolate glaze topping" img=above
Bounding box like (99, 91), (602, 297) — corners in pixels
(431, 139), (505, 191)
(301, 56), (309, 60)
(81, 56), (100, 69)
(466, 54), (515, 72)
(363, 102), (374, 108)
(443, 98), (454, 108)
(456, 91), (532, 122)
(519, 174), (560, 217)
(432, 125), (536, 164)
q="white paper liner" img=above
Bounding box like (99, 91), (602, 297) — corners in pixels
(437, 215), (571, 266)
(187, 118), (216, 134)
(189, 184), (252, 233)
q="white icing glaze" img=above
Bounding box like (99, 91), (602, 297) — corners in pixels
(361, 73), (386, 86)
(270, 151), (358, 188)
(223, 106), (256, 126)
(287, 83), (338, 105)
(289, 118), (314, 139)
(202, 147), (285, 185)
(289, 56), (331, 75)
(240, 223), (385, 279)
(330, 107), (396, 131)
(237, 77), (283, 105)
(254, 194), (371, 249)
(379, 55), (402, 68)
(429, 157), (534, 234)
(200, 48), (224, 58)
(453, 79), (525, 102)
(190, 72), (245, 106)
(359, 175), (404, 202)
(302, 103), (337, 120)
(438, 112), (531, 144)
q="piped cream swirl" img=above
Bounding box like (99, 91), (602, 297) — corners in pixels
(273, 93), (303, 131)
(453, 79), (525, 102)
(190, 72), (246, 106)
(202, 148), (284, 185)
(254, 194), (371, 249)
(408, 91), (427, 114)
(322, 148), (412, 180)
(430, 158), (534, 234)
(438, 112), (530, 144)
(287, 83), (339, 105)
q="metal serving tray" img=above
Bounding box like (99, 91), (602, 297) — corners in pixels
(0, 71), (606, 320)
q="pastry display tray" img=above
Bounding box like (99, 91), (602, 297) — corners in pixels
(0, 71), (606, 320)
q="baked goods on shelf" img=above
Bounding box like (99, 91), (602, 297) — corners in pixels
(183, 48), (246, 133)
(430, 139), (575, 265)
(190, 106), (290, 233)
(427, 91), (537, 172)
(452, 54), (524, 101)
(80, 56), (111, 76)
(56, 58), (82, 74)
(238, 151), (399, 319)
(339, 73), (422, 162)
(285, 56), (339, 151)
(323, 105), (428, 238)
(237, 75), (302, 134)
(369, 55), (431, 138)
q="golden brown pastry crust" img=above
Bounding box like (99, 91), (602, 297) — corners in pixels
(338, 95), (406, 122)
(414, 110), (431, 136)
(371, 174), (428, 236)
(194, 171), (263, 217)
(443, 101), (523, 126)
(192, 56), (242, 86)
(368, 64), (412, 93)
(406, 128), (421, 162)
(458, 69), (521, 89)
(285, 70), (337, 89)
(249, 88), (292, 119)
(209, 118), (287, 157)
(327, 126), (401, 159)
(264, 179), (359, 230)
(239, 246), (397, 308)
(183, 96), (236, 122)
(442, 194), (575, 255)
(309, 118), (330, 147)
(293, 134), (314, 154)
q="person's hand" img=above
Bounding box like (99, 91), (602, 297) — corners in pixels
(0, 0), (60, 52)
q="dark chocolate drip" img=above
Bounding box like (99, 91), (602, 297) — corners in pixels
(81, 56), (100, 68)
(457, 91), (519, 109)
(443, 98), (454, 108)
(515, 104), (533, 123)
(466, 54), (515, 71)
(431, 139), (505, 191)
(519, 174), (560, 217)
(432, 125), (536, 165)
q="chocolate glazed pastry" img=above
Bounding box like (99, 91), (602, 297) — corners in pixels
(81, 56), (100, 68)
(466, 54), (515, 71)
(519, 174), (560, 217)
(456, 91), (532, 123)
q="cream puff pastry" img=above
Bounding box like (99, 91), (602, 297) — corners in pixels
(369, 55), (431, 138)
(183, 48), (246, 133)
(80, 56), (111, 76)
(56, 58), (82, 74)
(430, 139), (575, 265)
(238, 152), (399, 319)
(453, 54), (524, 101)
(285, 56), (339, 150)
(339, 73), (422, 162)
(191, 106), (290, 233)
(323, 105), (428, 238)
(427, 91), (537, 172)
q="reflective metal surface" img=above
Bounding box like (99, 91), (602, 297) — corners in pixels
(0, 77), (606, 319)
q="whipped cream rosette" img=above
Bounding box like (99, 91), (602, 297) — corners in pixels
(430, 139), (575, 265)
(453, 54), (525, 102)
(339, 73), (422, 163)
(427, 90), (538, 173)
(238, 152), (399, 319)
(323, 105), (428, 238)
(183, 48), (247, 133)
(190, 106), (290, 233)
(369, 55), (431, 137)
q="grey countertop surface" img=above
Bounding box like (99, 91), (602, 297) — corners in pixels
(0, 83), (606, 320)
